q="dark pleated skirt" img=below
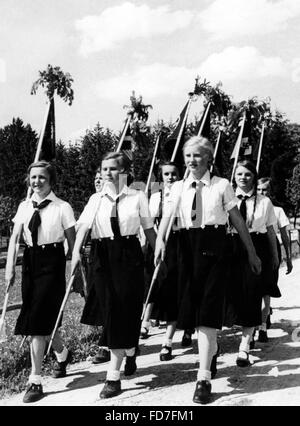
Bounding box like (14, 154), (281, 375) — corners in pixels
(176, 226), (227, 330)
(223, 232), (280, 328)
(15, 243), (66, 336)
(148, 232), (179, 322)
(81, 236), (145, 349)
(268, 237), (282, 297)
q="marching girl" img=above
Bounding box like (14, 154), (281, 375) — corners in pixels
(155, 137), (261, 404)
(71, 151), (156, 399)
(5, 161), (76, 403)
(257, 177), (293, 341)
(142, 161), (181, 361)
(79, 168), (111, 364)
(226, 161), (279, 365)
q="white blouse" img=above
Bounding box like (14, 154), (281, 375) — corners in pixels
(13, 191), (76, 246)
(234, 188), (277, 233)
(164, 171), (237, 229)
(149, 187), (180, 231)
(274, 206), (290, 234)
(77, 183), (153, 239)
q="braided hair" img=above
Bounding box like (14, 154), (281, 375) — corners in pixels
(234, 159), (258, 228)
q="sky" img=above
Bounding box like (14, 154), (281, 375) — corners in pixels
(1, 0), (300, 143)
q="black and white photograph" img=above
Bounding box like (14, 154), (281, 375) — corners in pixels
(0, 0), (300, 411)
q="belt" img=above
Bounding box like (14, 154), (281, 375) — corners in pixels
(98, 235), (138, 241)
(26, 242), (63, 250)
(182, 224), (225, 231)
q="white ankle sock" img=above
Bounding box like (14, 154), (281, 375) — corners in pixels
(197, 369), (211, 382)
(106, 370), (120, 381)
(54, 346), (68, 362)
(28, 374), (42, 385)
(163, 338), (172, 348)
(259, 323), (267, 331)
(142, 321), (150, 329)
(125, 347), (135, 357)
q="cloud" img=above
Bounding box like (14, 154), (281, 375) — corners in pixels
(291, 58), (300, 83)
(199, 46), (287, 82)
(96, 63), (195, 102)
(75, 2), (193, 55)
(199, 0), (300, 39)
(95, 47), (287, 102)
(0, 59), (6, 83)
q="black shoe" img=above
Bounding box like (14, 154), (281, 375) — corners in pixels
(140, 326), (149, 339)
(181, 329), (194, 347)
(159, 345), (172, 361)
(193, 380), (212, 404)
(210, 344), (220, 379)
(92, 348), (111, 364)
(52, 350), (73, 378)
(236, 351), (250, 367)
(23, 383), (44, 403)
(124, 349), (138, 376)
(258, 330), (268, 343)
(99, 380), (122, 399)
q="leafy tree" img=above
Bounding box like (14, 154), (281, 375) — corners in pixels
(0, 118), (38, 202)
(31, 64), (74, 105)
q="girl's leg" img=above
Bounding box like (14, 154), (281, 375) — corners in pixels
(236, 326), (255, 366)
(193, 327), (218, 404)
(100, 348), (124, 398)
(23, 336), (45, 403)
(51, 331), (72, 378)
(30, 336), (47, 380)
(258, 295), (270, 342)
(141, 303), (154, 338)
(160, 321), (176, 361)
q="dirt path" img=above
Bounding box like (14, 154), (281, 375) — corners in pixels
(1, 258), (300, 406)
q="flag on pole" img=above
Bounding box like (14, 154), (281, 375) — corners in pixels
(230, 112), (249, 161)
(121, 122), (135, 161)
(212, 131), (224, 176)
(38, 98), (56, 161)
(164, 101), (189, 162)
(195, 103), (211, 138)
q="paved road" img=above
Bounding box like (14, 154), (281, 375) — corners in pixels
(1, 258), (300, 406)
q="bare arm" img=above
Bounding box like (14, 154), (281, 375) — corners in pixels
(266, 225), (279, 270)
(228, 206), (262, 275)
(4, 222), (23, 288)
(279, 226), (293, 274)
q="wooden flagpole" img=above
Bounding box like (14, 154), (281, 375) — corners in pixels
(256, 123), (265, 174)
(230, 113), (246, 184)
(210, 129), (222, 173)
(116, 115), (132, 153)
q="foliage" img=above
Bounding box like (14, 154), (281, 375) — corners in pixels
(0, 196), (18, 233)
(31, 64), (74, 105)
(0, 118), (38, 204)
(286, 159), (300, 220)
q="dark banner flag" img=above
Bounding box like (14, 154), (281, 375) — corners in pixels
(163, 101), (189, 165)
(195, 103), (211, 139)
(38, 98), (56, 161)
(122, 123), (135, 161)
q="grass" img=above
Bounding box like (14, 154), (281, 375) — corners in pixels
(0, 262), (102, 399)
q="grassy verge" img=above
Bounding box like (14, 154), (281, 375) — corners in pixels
(0, 263), (102, 399)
